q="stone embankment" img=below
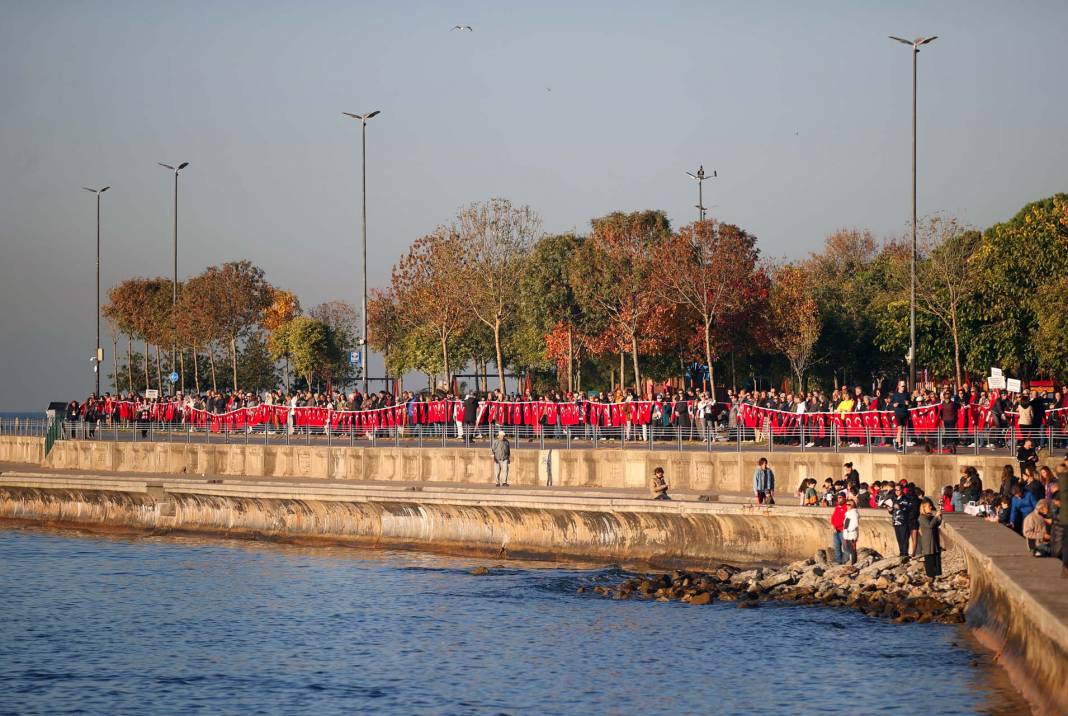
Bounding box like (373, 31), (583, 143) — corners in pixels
(587, 548), (970, 624)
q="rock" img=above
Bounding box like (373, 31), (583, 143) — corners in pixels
(874, 577), (891, 591)
(858, 556), (905, 577)
(759, 572), (795, 591)
(746, 580), (760, 594)
(718, 592), (737, 602)
(814, 549), (830, 565)
(737, 600), (760, 609)
(689, 591), (712, 605)
(730, 568), (763, 585)
(469, 566), (489, 576)
(576, 586), (586, 593)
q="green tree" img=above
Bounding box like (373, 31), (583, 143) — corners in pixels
(237, 331), (280, 393)
(970, 194), (1068, 376)
(268, 316), (342, 391)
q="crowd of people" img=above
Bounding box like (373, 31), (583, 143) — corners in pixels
(61, 378), (1068, 449)
(775, 454), (1068, 577)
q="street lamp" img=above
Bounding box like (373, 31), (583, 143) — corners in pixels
(159, 161), (189, 393)
(82, 185), (110, 395)
(889, 34), (937, 391)
(686, 165), (716, 222)
(343, 110), (380, 397)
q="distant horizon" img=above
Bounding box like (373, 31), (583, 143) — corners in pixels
(2, 1), (1067, 410)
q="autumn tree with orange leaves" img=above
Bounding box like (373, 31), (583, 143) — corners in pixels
(768, 264), (822, 391)
(653, 220), (763, 394)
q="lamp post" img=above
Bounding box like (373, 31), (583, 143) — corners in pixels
(889, 35), (937, 391)
(82, 185), (110, 395)
(342, 110), (380, 397)
(686, 165), (716, 222)
(158, 161), (189, 394)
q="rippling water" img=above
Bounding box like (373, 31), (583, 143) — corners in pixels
(0, 528), (1030, 715)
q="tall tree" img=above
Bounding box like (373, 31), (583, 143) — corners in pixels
(970, 194), (1068, 376)
(767, 265), (821, 391)
(388, 231), (468, 389)
(570, 210), (670, 394)
(268, 316), (341, 391)
(262, 288), (301, 392)
(454, 198), (542, 391)
(200, 261), (273, 391)
(653, 220), (761, 394)
(310, 300), (361, 388)
(517, 234), (584, 390)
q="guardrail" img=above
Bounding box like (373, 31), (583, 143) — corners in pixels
(34, 418), (1068, 457)
(0, 418), (49, 437)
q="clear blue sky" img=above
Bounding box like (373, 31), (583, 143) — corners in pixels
(1, 0), (1066, 410)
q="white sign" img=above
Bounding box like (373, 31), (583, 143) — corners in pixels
(145, 389), (159, 399)
(987, 374), (1005, 390)
(349, 351), (361, 366)
(1006, 378), (1022, 393)
(990, 367), (1003, 378)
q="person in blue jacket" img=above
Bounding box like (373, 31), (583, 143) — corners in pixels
(1009, 484), (1038, 534)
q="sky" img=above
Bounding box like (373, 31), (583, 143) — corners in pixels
(1, 0), (1066, 411)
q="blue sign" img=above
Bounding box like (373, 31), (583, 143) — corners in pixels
(349, 351), (361, 366)
(169, 371), (179, 384)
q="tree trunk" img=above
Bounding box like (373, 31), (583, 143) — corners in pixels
(630, 334), (641, 396)
(619, 351), (625, 394)
(951, 314), (962, 390)
(209, 344), (218, 391)
(230, 336), (238, 391)
(143, 341), (150, 391)
(704, 317), (716, 400)
(154, 345), (163, 392)
(192, 345), (201, 394)
(440, 331), (451, 391)
(493, 318), (505, 392)
(566, 325), (574, 393)
(126, 336), (134, 394)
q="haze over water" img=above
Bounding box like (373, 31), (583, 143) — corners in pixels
(0, 528), (1029, 715)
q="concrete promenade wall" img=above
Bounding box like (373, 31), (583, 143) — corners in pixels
(22, 436), (1033, 497)
(0, 436), (44, 465)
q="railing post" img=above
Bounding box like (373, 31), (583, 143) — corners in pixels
(767, 425), (773, 453)
(866, 428), (872, 454)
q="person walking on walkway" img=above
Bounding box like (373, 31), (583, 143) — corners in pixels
(650, 466), (670, 500)
(753, 457), (775, 505)
(918, 497), (943, 579)
(491, 431), (511, 487)
(841, 498), (860, 565)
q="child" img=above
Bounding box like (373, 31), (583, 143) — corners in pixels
(842, 499), (860, 565)
(822, 478), (836, 506)
(941, 486), (955, 513)
(803, 479), (819, 506)
(650, 466), (670, 501)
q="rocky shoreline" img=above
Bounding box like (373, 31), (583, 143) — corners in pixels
(578, 548), (970, 624)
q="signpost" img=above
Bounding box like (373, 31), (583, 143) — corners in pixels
(169, 371), (179, 384)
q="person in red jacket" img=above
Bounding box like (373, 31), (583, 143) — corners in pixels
(830, 493), (849, 564)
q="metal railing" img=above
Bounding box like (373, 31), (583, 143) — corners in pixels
(0, 417), (49, 437)
(36, 418), (1068, 457)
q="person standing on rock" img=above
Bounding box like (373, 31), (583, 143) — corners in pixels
(841, 498), (860, 565)
(491, 430), (511, 487)
(753, 457), (775, 505)
(650, 466), (670, 500)
(918, 497), (943, 579)
(884, 483), (911, 558)
(830, 493), (849, 564)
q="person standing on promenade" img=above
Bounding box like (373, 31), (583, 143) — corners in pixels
(882, 483), (911, 558)
(650, 466), (670, 500)
(890, 380), (911, 452)
(753, 457), (775, 505)
(841, 498), (860, 565)
(830, 493), (848, 564)
(917, 497), (943, 579)
(491, 431), (511, 487)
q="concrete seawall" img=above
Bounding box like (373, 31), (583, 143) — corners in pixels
(0, 473), (900, 567)
(2, 435), (1034, 498)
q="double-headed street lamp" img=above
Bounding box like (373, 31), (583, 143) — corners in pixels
(686, 165), (716, 222)
(889, 34), (937, 391)
(82, 185), (110, 395)
(159, 161), (189, 392)
(342, 110), (380, 397)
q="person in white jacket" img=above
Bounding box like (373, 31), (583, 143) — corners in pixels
(842, 499), (860, 565)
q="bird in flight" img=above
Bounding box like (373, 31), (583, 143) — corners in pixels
(452, 25), (473, 31)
